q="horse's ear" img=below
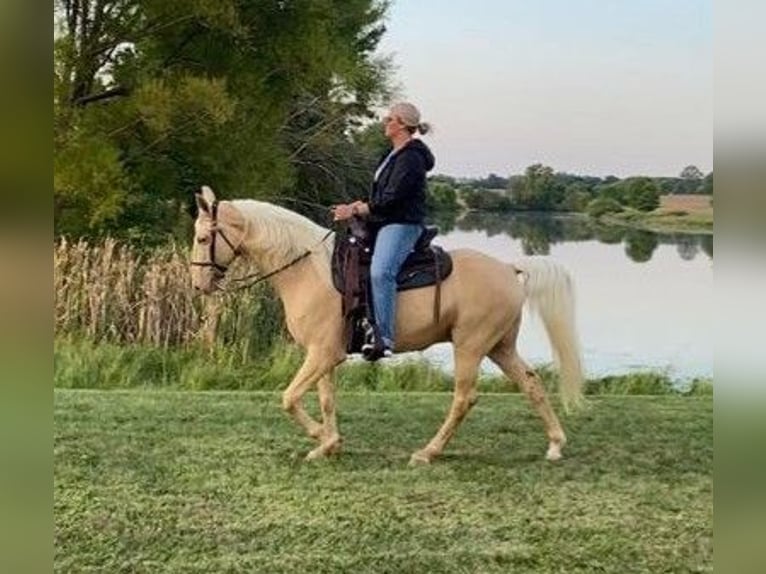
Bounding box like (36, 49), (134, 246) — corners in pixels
(200, 185), (217, 205)
(195, 185), (217, 216)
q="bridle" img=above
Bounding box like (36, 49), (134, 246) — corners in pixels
(190, 198), (334, 290)
(190, 200), (241, 276)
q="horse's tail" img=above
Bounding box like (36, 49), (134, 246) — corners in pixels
(512, 256), (584, 411)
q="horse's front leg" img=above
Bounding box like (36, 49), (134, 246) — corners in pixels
(281, 351), (331, 442)
(305, 371), (343, 460)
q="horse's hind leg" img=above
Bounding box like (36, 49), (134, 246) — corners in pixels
(305, 371), (342, 460)
(489, 341), (567, 461)
(409, 350), (481, 466)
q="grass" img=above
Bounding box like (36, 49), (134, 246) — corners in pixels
(54, 389), (713, 573)
(54, 337), (713, 396)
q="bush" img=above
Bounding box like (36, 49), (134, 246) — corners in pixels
(586, 197), (624, 218)
(625, 177), (661, 211)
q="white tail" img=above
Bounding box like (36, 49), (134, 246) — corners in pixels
(513, 257), (584, 410)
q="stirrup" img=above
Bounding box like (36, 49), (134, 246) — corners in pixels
(362, 343), (392, 362)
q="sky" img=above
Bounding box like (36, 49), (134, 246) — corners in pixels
(375, 0), (713, 179)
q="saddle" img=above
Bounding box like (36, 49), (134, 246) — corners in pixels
(331, 218), (453, 354)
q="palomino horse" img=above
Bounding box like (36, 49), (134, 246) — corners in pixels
(189, 186), (583, 465)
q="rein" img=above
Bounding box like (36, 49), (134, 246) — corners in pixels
(227, 229), (334, 291)
(191, 198), (334, 291)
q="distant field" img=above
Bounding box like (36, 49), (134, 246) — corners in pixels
(55, 390), (713, 573)
(657, 194), (713, 216)
(604, 193), (713, 233)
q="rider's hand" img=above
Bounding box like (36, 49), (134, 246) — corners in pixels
(331, 204), (354, 221)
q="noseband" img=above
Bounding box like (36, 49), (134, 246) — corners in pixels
(190, 200), (240, 275)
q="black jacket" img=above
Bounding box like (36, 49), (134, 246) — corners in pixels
(368, 139), (435, 227)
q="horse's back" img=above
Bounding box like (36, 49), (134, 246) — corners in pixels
(445, 247), (525, 310)
(395, 248), (524, 351)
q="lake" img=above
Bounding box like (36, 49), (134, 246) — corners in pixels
(416, 212), (713, 380)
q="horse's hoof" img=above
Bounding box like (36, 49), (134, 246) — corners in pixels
(409, 450), (432, 466)
(305, 437), (342, 461)
(545, 444), (563, 461)
(305, 446), (326, 461)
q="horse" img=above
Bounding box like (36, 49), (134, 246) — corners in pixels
(189, 185), (584, 465)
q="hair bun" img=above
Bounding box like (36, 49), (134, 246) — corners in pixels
(417, 122), (432, 135)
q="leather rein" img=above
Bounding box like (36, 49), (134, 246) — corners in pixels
(190, 199), (334, 291)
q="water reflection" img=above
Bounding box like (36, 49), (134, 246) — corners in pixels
(427, 212), (713, 263)
(624, 230), (658, 263)
(425, 211), (713, 378)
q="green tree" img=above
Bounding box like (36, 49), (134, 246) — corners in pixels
(460, 187), (511, 212)
(508, 164), (559, 210)
(680, 165), (704, 181)
(624, 177), (661, 212)
(586, 197), (623, 218)
(595, 180), (625, 204)
(673, 165), (705, 194)
(426, 181), (459, 212)
(701, 171), (713, 195)
(54, 0), (393, 241)
(560, 182), (592, 212)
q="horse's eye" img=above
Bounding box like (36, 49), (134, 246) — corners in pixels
(196, 236), (209, 244)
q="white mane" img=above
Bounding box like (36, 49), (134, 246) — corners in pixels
(231, 200), (334, 282)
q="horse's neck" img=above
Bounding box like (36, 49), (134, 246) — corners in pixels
(237, 212), (335, 307)
(268, 254), (332, 302)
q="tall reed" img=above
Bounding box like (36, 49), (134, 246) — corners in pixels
(54, 238), (285, 360)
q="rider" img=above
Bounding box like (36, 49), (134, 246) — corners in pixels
(332, 102), (435, 359)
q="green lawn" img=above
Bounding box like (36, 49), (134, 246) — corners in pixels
(54, 390), (712, 573)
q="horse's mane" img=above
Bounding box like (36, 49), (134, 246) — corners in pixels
(231, 200), (334, 283)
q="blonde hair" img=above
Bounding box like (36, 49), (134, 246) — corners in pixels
(389, 102), (432, 135)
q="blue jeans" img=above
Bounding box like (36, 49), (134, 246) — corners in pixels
(370, 223), (424, 349)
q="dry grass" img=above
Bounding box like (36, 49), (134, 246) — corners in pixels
(657, 194), (713, 216)
(54, 238), (285, 353)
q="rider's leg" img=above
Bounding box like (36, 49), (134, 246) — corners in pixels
(369, 223), (423, 351)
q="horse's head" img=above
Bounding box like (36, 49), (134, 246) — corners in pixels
(189, 185), (246, 294)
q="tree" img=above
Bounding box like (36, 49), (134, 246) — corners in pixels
(475, 173), (509, 190)
(586, 197), (623, 218)
(624, 177), (660, 212)
(680, 165), (704, 181)
(673, 165), (705, 194)
(426, 181), (459, 212)
(594, 177), (659, 212)
(560, 182), (592, 212)
(508, 164), (559, 210)
(54, 0), (393, 241)
(701, 171), (713, 195)
(596, 180), (625, 204)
